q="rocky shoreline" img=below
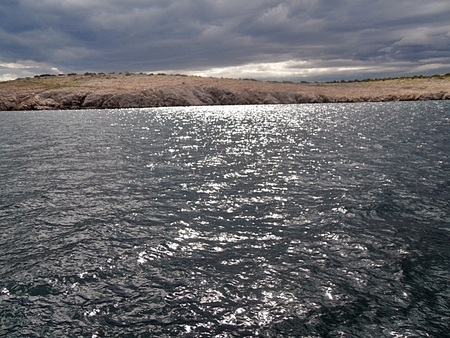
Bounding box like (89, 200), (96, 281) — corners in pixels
(1, 73), (449, 111)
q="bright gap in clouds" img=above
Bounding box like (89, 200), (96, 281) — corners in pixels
(156, 59), (431, 82)
(0, 60), (62, 82)
(1, 58), (449, 82)
(157, 60), (365, 81)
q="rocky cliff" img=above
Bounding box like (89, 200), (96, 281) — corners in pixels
(1, 73), (449, 111)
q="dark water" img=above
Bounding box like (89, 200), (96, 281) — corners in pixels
(0, 102), (449, 337)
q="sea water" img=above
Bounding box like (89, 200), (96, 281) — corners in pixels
(0, 102), (449, 337)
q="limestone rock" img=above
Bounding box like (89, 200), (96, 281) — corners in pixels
(1, 74), (449, 111)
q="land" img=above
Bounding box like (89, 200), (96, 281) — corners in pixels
(1, 72), (449, 110)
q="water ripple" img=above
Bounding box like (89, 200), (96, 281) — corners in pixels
(1, 102), (449, 337)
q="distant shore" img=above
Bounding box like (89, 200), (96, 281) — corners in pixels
(1, 73), (449, 111)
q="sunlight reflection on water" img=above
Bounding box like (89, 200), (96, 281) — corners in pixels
(0, 102), (449, 336)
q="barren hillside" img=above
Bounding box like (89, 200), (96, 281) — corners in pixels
(1, 73), (449, 110)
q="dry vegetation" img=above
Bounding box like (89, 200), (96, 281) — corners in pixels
(1, 72), (449, 110)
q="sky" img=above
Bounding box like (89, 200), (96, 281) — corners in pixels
(1, 0), (450, 82)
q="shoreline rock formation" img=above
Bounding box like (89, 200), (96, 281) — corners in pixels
(1, 73), (449, 111)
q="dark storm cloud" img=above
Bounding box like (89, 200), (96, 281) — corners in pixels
(1, 0), (450, 81)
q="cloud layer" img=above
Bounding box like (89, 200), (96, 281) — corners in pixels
(1, 0), (450, 81)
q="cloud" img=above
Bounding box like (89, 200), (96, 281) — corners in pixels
(0, 59), (62, 81)
(159, 57), (450, 82)
(1, 0), (449, 81)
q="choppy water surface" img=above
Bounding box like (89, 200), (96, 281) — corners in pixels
(1, 102), (449, 337)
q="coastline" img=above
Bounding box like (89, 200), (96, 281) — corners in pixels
(1, 73), (449, 111)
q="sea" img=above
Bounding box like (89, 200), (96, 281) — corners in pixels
(0, 102), (449, 337)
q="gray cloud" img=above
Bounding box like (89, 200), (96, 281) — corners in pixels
(1, 0), (450, 81)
